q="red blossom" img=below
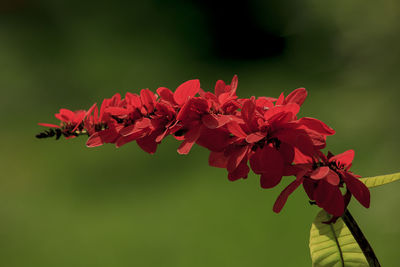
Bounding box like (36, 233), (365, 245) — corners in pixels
(37, 75), (371, 217)
(273, 150), (370, 217)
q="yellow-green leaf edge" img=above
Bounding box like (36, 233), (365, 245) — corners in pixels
(360, 172), (400, 188)
(309, 210), (368, 267)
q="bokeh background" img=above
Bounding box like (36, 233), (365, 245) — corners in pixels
(1, 1), (400, 266)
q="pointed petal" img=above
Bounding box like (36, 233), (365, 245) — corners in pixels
(342, 172), (370, 208)
(330, 149), (355, 169)
(115, 131), (145, 148)
(226, 121), (247, 138)
(174, 79), (200, 106)
(273, 178), (303, 213)
(214, 80), (227, 97)
(299, 117), (335, 135)
(241, 99), (256, 125)
(229, 75), (238, 96)
(177, 125), (202, 155)
(38, 123), (60, 128)
(284, 88), (307, 106)
(140, 89), (156, 113)
(275, 92), (285, 105)
(264, 103), (300, 121)
(157, 87), (175, 104)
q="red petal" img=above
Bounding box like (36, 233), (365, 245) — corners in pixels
(315, 181), (344, 217)
(156, 87), (175, 104)
(38, 123), (60, 128)
(245, 132), (265, 143)
(310, 166), (329, 180)
(72, 111), (88, 132)
(314, 180), (333, 206)
(173, 79), (200, 106)
(342, 172), (370, 208)
(293, 147), (314, 164)
(264, 103), (300, 121)
(303, 179), (316, 200)
(229, 75), (238, 96)
(209, 151), (228, 168)
(324, 186), (345, 217)
(330, 150), (355, 169)
(325, 169), (340, 186)
(214, 80), (227, 97)
(201, 114), (219, 129)
(227, 146), (249, 172)
(125, 92), (142, 108)
(115, 131), (145, 148)
(137, 134), (158, 154)
(299, 117), (335, 135)
(277, 129), (315, 157)
(196, 128), (230, 152)
(120, 118), (151, 136)
(275, 92), (285, 105)
(140, 89), (156, 113)
(214, 115), (232, 128)
(55, 109), (75, 122)
(104, 107), (130, 116)
(86, 132), (104, 147)
(226, 121), (247, 138)
(228, 159), (249, 181)
(256, 97), (275, 110)
(273, 178), (303, 213)
(279, 142), (295, 164)
(260, 171), (283, 189)
(250, 146), (283, 175)
(241, 99), (256, 124)
(284, 88), (307, 106)
(119, 124), (136, 136)
(177, 125), (202, 155)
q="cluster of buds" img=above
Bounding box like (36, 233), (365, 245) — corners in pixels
(37, 76), (370, 217)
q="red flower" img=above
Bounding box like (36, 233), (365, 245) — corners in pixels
(38, 106), (96, 139)
(273, 150), (370, 217)
(210, 89), (334, 187)
(175, 77), (240, 155)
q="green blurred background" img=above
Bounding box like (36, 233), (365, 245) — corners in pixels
(1, 1), (399, 266)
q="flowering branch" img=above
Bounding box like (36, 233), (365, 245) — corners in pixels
(36, 75), (395, 265)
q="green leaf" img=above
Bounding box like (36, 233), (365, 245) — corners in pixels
(309, 210), (368, 267)
(359, 172), (400, 188)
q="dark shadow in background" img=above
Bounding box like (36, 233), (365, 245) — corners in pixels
(194, 0), (286, 60)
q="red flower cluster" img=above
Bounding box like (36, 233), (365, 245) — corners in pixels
(37, 76), (370, 216)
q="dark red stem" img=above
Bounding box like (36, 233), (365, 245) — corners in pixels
(342, 209), (381, 267)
